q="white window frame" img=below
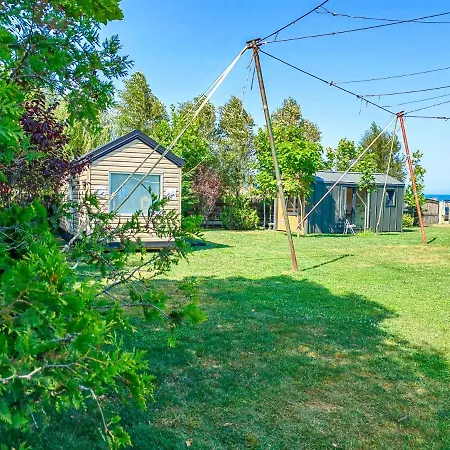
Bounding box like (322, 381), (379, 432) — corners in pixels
(109, 171), (163, 216)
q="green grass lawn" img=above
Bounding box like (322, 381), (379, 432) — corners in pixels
(39, 228), (449, 449)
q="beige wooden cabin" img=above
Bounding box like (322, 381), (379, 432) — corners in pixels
(61, 130), (184, 248)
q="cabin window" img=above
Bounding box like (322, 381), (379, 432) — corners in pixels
(385, 189), (395, 207)
(109, 172), (161, 214)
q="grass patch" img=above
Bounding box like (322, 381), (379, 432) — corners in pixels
(36, 228), (450, 449)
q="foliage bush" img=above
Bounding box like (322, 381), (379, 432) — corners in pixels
(403, 213), (415, 228)
(221, 196), (259, 230)
(0, 197), (205, 448)
(0, 1), (205, 447)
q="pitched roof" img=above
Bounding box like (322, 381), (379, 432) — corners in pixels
(315, 170), (404, 186)
(81, 129), (185, 167)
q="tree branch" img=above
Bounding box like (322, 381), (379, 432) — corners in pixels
(0, 363), (79, 384)
(79, 385), (111, 439)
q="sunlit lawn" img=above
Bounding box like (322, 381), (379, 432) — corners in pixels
(39, 227), (450, 449)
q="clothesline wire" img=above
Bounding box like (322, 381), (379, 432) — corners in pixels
(405, 99), (450, 114)
(333, 65), (450, 85)
(380, 92), (450, 108)
(259, 11), (450, 45)
(262, 0), (330, 41)
(362, 84), (450, 98)
(258, 49), (396, 116)
(316, 6), (450, 24)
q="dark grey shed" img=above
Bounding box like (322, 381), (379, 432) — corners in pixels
(306, 170), (405, 234)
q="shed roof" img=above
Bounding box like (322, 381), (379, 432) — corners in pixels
(81, 129), (185, 167)
(315, 170), (404, 186)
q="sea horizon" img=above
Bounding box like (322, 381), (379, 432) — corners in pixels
(426, 194), (450, 201)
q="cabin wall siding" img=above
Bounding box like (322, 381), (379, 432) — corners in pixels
(60, 170), (89, 234)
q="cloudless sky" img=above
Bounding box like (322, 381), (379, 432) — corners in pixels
(101, 0), (450, 193)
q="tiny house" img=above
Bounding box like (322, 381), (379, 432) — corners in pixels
(275, 170), (405, 234)
(61, 130), (184, 247)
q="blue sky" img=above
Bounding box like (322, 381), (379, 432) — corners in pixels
(102, 0), (450, 193)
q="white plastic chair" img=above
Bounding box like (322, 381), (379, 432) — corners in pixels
(344, 219), (356, 235)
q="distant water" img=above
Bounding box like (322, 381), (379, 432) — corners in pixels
(426, 194), (450, 201)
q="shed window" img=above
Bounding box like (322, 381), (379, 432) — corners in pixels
(110, 172), (161, 214)
(385, 189), (395, 207)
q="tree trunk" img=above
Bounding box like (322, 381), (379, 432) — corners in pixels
(269, 202), (273, 228)
(263, 197), (266, 228)
(300, 196), (306, 236)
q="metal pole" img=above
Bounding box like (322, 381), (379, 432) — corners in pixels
(398, 112), (427, 245)
(250, 39), (299, 271)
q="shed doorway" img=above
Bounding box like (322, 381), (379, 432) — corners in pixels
(342, 186), (367, 230)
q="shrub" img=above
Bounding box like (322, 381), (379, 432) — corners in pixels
(403, 213), (414, 228)
(0, 200), (205, 448)
(221, 196), (259, 230)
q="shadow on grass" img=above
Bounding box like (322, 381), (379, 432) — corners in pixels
(35, 275), (450, 450)
(190, 240), (231, 252)
(300, 254), (354, 272)
(303, 233), (354, 239)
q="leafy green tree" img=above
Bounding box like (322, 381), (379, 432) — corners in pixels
(271, 97), (321, 143)
(359, 122), (405, 181)
(164, 101), (215, 173)
(156, 100), (216, 216)
(326, 139), (359, 171)
(325, 138), (376, 189)
(55, 101), (115, 158)
(325, 138), (377, 229)
(0, 0), (132, 160)
(175, 97), (217, 144)
(215, 96), (254, 194)
(255, 124), (323, 233)
(0, 1), (204, 446)
(116, 72), (167, 137)
(405, 150), (426, 222)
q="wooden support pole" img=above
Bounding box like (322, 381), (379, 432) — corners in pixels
(398, 112), (427, 245)
(250, 39), (299, 271)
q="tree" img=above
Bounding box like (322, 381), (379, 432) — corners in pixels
(254, 98), (322, 232)
(0, 0), (132, 152)
(405, 150), (426, 222)
(325, 138), (377, 230)
(192, 165), (222, 226)
(271, 97), (321, 143)
(1, 97), (88, 208)
(115, 72), (167, 137)
(175, 97), (217, 144)
(325, 138), (359, 172)
(215, 96), (254, 194)
(155, 100), (217, 216)
(0, 2), (203, 447)
(359, 122), (405, 181)
(55, 101), (115, 159)
(255, 124), (323, 233)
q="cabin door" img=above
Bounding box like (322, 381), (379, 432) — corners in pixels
(355, 190), (367, 229)
(342, 186), (356, 223)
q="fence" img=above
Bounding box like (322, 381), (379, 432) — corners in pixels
(422, 199), (450, 225)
